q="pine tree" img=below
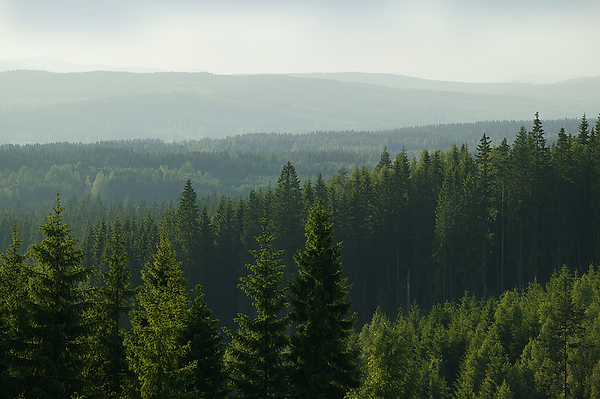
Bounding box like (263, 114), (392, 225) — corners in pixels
(528, 113), (552, 281)
(127, 232), (194, 399)
(349, 310), (418, 399)
(91, 224), (136, 398)
(377, 146), (392, 170)
(551, 128), (577, 269)
(314, 172), (329, 209)
(538, 267), (585, 399)
(198, 204), (215, 281)
(475, 133), (495, 297)
(372, 148), (400, 314)
(26, 195), (95, 398)
(508, 126), (534, 290)
(134, 210), (160, 285)
(175, 179), (202, 289)
(302, 178), (315, 218)
(289, 201), (360, 399)
(434, 144), (463, 302)
(272, 161), (303, 278)
(0, 225), (30, 397)
(410, 149), (443, 304)
(181, 285), (227, 398)
(228, 217), (290, 398)
(492, 138), (510, 292)
(344, 165), (375, 322)
(577, 113), (589, 145)
(209, 195), (241, 330)
(391, 149), (411, 311)
(573, 114), (595, 272)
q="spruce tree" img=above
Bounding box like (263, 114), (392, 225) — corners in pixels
(0, 225), (30, 397)
(272, 161), (303, 278)
(209, 195), (241, 330)
(91, 224), (136, 398)
(128, 232), (194, 399)
(538, 267), (585, 399)
(181, 285), (227, 398)
(475, 132), (495, 297)
(289, 201), (360, 399)
(175, 179), (202, 288)
(228, 217), (290, 398)
(492, 138), (510, 292)
(26, 195), (95, 398)
(314, 173), (329, 208)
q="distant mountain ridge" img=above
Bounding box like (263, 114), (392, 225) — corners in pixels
(1, 69), (598, 144)
(287, 72), (532, 94)
(286, 72), (596, 94)
(0, 57), (163, 74)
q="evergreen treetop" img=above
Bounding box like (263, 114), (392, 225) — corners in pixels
(289, 201), (360, 399)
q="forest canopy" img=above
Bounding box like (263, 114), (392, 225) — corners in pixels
(1, 112), (600, 398)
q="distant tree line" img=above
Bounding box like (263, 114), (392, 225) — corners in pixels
(0, 117), (589, 212)
(0, 143), (377, 211)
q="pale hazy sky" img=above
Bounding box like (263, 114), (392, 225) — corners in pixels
(1, 0), (599, 82)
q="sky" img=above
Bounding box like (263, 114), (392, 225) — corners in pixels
(1, 0), (599, 83)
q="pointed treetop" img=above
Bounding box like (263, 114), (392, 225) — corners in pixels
(577, 113), (589, 145)
(377, 146), (392, 170)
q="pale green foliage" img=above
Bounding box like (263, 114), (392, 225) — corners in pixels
(348, 309), (418, 399)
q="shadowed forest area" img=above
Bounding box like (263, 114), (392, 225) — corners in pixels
(1, 113), (600, 398)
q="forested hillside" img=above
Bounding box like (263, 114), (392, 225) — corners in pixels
(1, 113), (598, 318)
(0, 117), (590, 212)
(2, 70), (598, 143)
(1, 112), (600, 398)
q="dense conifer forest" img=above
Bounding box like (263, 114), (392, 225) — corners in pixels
(1, 113), (600, 397)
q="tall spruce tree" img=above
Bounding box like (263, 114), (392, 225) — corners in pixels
(272, 161), (303, 279)
(475, 133), (495, 297)
(180, 285), (227, 398)
(493, 137), (511, 292)
(538, 267), (585, 399)
(289, 201), (360, 399)
(26, 195), (95, 398)
(209, 195), (241, 330)
(175, 180), (202, 289)
(0, 225), (30, 398)
(228, 217), (290, 398)
(128, 232), (194, 399)
(91, 224), (136, 398)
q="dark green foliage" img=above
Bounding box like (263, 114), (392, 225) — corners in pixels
(25, 195), (95, 398)
(538, 267), (585, 398)
(174, 180), (202, 289)
(272, 161), (304, 278)
(228, 218), (290, 398)
(289, 201), (360, 398)
(181, 285), (227, 398)
(89, 225), (136, 398)
(0, 226), (30, 398)
(2, 112), (600, 398)
(208, 195), (241, 331)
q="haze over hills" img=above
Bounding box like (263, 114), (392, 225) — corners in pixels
(0, 68), (598, 144)
(0, 57), (163, 74)
(286, 72), (586, 91)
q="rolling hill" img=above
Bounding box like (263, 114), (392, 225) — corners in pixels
(1, 70), (598, 144)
